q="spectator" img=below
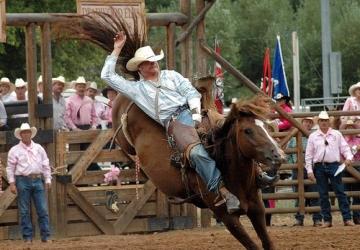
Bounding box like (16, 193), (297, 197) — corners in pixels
(86, 81), (107, 128)
(341, 119), (360, 225)
(37, 75), (43, 100)
(65, 76), (98, 131)
(102, 86), (118, 128)
(342, 82), (360, 124)
(288, 117), (322, 226)
(0, 100), (8, 131)
(274, 93), (292, 131)
(52, 76), (67, 131)
(305, 111), (354, 227)
(14, 78), (28, 101)
(0, 77), (16, 103)
(6, 123), (52, 243)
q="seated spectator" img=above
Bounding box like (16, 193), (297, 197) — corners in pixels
(86, 82), (107, 128)
(342, 82), (360, 124)
(341, 119), (360, 225)
(274, 93), (292, 131)
(102, 86), (118, 128)
(14, 78), (28, 101)
(0, 100), (8, 131)
(0, 77), (16, 103)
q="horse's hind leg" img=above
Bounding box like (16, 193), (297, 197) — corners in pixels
(247, 199), (275, 250)
(215, 210), (260, 250)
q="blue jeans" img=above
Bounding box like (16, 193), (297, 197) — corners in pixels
(292, 169), (322, 222)
(176, 109), (222, 192)
(313, 162), (352, 222)
(16, 176), (50, 241)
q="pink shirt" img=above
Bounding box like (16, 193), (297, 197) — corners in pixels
(305, 128), (353, 174)
(342, 97), (360, 121)
(278, 104), (292, 131)
(65, 94), (98, 129)
(345, 136), (360, 161)
(94, 100), (107, 122)
(6, 141), (52, 184)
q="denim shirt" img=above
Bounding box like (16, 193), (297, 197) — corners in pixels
(101, 55), (201, 127)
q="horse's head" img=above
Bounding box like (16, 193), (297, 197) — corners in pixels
(216, 95), (285, 177)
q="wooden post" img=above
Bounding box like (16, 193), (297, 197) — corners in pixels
(166, 22), (176, 70)
(25, 23), (38, 127)
(296, 131), (305, 217)
(180, 0), (193, 79)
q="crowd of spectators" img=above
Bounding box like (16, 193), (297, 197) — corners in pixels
(0, 76), (117, 132)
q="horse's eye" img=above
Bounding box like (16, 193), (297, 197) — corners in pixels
(244, 128), (252, 135)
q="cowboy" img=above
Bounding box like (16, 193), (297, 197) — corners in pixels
(86, 81), (107, 128)
(305, 111), (354, 227)
(0, 77), (16, 103)
(65, 76), (98, 131)
(288, 117), (322, 227)
(14, 78), (28, 101)
(52, 76), (67, 131)
(6, 123), (51, 243)
(101, 32), (242, 213)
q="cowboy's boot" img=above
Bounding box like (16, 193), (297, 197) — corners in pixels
(218, 182), (240, 214)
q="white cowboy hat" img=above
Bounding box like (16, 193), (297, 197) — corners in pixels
(86, 81), (98, 91)
(15, 78), (27, 88)
(52, 75), (66, 85)
(14, 123), (37, 140)
(126, 46), (164, 71)
(349, 82), (360, 97)
(0, 77), (15, 91)
(302, 117), (314, 123)
(318, 111), (330, 120)
(37, 75), (43, 84)
(72, 76), (87, 87)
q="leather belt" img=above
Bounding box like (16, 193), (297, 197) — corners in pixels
(17, 174), (43, 179)
(314, 162), (338, 167)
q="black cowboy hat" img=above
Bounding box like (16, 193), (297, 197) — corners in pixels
(102, 86), (117, 98)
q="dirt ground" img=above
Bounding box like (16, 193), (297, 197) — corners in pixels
(0, 213), (359, 250)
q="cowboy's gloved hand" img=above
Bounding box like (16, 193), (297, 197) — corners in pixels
(192, 113), (202, 128)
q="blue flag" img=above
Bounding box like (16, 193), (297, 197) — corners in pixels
(272, 36), (289, 98)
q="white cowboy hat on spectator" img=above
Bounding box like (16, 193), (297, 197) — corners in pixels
(37, 75), (43, 84)
(52, 75), (66, 86)
(72, 76), (87, 87)
(15, 78), (27, 88)
(302, 117), (314, 123)
(14, 123), (37, 140)
(318, 111), (330, 120)
(349, 82), (360, 97)
(340, 119), (358, 130)
(0, 77), (15, 91)
(86, 81), (98, 91)
(126, 46), (164, 71)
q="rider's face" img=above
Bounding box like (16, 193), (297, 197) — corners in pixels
(138, 61), (159, 77)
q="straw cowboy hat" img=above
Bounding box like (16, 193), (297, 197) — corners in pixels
(14, 123), (37, 140)
(348, 82), (360, 97)
(126, 46), (164, 72)
(37, 75), (43, 84)
(15, 78), (27, 88)
(72, 76), (87, 87)
(0, 77), (15, 91)
(52, 76), (66, 86)
(318, 111), (330, 120)
(340, 119), (357, 130)
(302, 117), (314, 123)
(86, 81), (98, 91)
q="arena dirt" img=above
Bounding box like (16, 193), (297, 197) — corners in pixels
(0, 213), (358, 250)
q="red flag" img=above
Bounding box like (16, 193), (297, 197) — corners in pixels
(214, 39), (224, 114)
(261, 48), (273, 97)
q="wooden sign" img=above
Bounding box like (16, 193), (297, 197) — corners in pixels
(0, 0), (6, 43)
(76, 0), (145, 33)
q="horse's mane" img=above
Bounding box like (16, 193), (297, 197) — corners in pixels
(52, 9), (147, 80)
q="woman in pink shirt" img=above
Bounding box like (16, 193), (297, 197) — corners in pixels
(342, 82), (360, 124)
(274, 93), (293, 131)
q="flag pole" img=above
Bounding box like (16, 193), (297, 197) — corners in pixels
(292, 31), (300, 112)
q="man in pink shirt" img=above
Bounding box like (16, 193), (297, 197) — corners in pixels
(6, 123), (51, 243)
(65, 76), (98, 130)
(305, 111), (354, 227)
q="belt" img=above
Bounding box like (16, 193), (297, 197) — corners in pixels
(164, 104), (190, 129)
(17, 174), (43, 179)
(76, 124), (91, 130)
(314, 162), (338, 166)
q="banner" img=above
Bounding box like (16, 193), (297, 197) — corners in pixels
(261, 47), (272, 96)
(272, 35), (289, 98)
(214, 39), (224, 113)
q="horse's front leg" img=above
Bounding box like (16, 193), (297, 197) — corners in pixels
(246, 196), (275, 250)
(214, 208), (260, 250)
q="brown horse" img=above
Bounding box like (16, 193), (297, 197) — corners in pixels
(112, 94), (285, 250)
